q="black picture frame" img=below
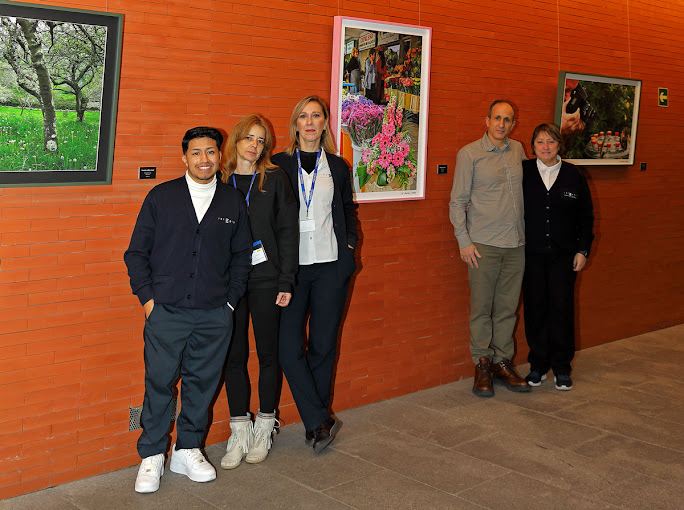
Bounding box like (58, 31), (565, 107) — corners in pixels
(0, 1), (122, 187)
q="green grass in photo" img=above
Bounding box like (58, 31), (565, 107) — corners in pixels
(0, 106), (100, 172)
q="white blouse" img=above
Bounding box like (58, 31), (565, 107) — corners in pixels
(298, 152), (338, 265)
(536, 156), (562, 191)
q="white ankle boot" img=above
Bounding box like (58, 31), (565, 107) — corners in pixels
(246, 410), (277, 464)
(221, 415), (252, 469)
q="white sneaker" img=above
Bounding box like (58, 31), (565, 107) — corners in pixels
(221, 416), (252, 469)
(246, 411), (278, 464)
(169, 444), (216, 482)
(134, 453), (164, 493)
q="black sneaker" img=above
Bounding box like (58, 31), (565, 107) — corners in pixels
(554, 374), (573, 391)
(525, 370), (547, 387)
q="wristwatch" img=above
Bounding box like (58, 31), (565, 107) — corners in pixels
(578, 250), (588, 257)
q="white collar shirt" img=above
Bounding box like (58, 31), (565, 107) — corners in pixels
(536, 156), (562, 191)
(298, 151), (338, 265)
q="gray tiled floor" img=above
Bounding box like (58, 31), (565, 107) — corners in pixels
(3, 324), (683, 510)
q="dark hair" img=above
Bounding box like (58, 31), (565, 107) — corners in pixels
(182, 127), (223, 154)
(488, 99), (515, 121)
(531, 123), (565, 156)
(221, 114), (277, 192)
(369, 48), (377, 57)
(286, 95), (337, 156)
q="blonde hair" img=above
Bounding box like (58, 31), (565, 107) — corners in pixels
(221, 114), (277, 191)
(286, 95), (337, 156)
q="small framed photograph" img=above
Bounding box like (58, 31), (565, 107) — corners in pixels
(555, 71), (641, 166)
(0, 1), (123, 187)
(330, 17), (431, 202)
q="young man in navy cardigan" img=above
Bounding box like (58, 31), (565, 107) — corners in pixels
(124, 127), (252, 494)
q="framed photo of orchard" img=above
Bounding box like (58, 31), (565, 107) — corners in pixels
(0, 1), (122, 187)
(331, 17), (431, 203)
(554, 71), (641, 166)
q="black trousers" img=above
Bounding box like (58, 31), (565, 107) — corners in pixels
(278, 262), (349, 432)
(522, 252), (577, 376)
(137, 304), (233, 458)
(224, 285), (281, 416)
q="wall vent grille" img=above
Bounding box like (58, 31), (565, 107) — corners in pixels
(129, 399), (178, 431)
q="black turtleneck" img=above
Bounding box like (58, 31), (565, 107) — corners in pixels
(299, 150), (318, 174)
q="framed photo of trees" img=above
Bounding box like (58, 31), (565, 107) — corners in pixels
(554, 72), (641, 166)
(0, 1), (122, 187)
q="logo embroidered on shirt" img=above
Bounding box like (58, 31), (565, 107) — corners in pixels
(562, 192), (577, 199)
(218, 217), (235, 224)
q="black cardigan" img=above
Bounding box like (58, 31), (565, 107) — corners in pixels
(271, 150), (359, 281)
(523, 159), (594, 256)
(124, 177), (253, 309)
(231, 168), (299, 292)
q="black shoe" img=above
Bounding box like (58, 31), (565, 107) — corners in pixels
(554, 374), (573, 391)
(525, 370), (547, 387)
(304, 429), (314, 446)
(312, 417), (341, 454)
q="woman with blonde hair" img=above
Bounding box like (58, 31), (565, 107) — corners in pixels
(272, 96), (358, 453)
(220, 114), (298, 468)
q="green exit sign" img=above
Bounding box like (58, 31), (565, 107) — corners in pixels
(658, 88), (669, 107)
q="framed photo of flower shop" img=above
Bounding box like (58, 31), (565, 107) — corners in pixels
(554, 71), (641, 166)
(0, 1), (123, 187)
(331, 17), (431, 202)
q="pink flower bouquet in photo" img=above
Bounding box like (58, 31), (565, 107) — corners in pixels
(357, 96), (417, 190)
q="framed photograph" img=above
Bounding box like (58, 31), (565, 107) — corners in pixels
(0, 1), (123, 187)
(330, 17), (431, 203)
(554, 71), (641, 166)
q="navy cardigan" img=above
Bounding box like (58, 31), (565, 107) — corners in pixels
(523, 159), (594, 256)
(124, 176), (253, 309)
(271, 150), (358, 281)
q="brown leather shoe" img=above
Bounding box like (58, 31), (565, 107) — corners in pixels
(472, 357), (494, 397)
(491, 359), (532, 392)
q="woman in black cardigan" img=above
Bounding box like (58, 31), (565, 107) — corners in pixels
(522, 123), (594, 391)
(272, 95), (358, 453)
(220, 114), (298, 469)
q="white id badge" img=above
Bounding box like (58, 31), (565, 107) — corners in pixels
(299, 219), (316, 233)
(251, 240), (268, 265)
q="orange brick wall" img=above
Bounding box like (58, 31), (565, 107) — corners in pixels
(1, 0), (683, 498)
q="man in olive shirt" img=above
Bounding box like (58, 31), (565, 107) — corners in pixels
(449, 100), (531, 397)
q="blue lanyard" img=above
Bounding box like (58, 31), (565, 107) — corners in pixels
(232, 172), (258, 207)
(296, 149), (322, 218)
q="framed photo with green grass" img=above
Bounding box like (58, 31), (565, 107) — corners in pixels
(0, 1), (122, 187)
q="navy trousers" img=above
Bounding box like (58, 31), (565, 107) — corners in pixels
(522, 252), (577, 376)
(279, 262), (349, 432)
(137, 303), (233, 458)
